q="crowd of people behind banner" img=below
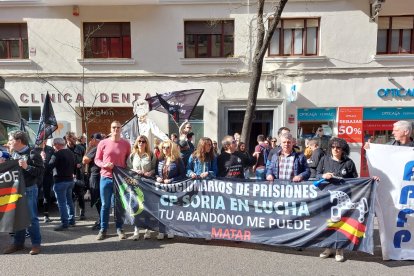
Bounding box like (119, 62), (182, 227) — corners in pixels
(1, 119), (413, 262)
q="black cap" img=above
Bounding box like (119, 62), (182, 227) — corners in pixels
(90, 133), (103, 140)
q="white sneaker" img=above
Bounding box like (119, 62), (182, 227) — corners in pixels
(132, 232), (140, 241)
(319, 248), (333, 259)
(335, 249), (345, 262)
(143, 230), (151, 240)
(157, 233), (165, 240)
(167, 233), (174, 239)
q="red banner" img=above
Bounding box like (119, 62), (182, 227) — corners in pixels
(338, 107), (363, 143)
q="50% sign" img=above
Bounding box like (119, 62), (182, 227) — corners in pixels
(338, 107), (364, 143)
(338, 126), (362, 135)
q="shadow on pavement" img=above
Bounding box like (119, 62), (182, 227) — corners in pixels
(2, 206), (414, 266)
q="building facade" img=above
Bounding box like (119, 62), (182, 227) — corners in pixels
(0, 0), (413, 174)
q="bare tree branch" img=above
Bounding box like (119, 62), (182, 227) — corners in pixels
(241, 0), (288, 147)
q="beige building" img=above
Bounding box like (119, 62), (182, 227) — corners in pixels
(1, 0), (413, 173)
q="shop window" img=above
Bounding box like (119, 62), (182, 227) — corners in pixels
(185, 20), (234, 58)
(377, 16), (414, 54)
(0, 23), (28, 59)
(20, 106), (40, 132)
(269, 18), (319, 56)
(83, 22), (131, 58)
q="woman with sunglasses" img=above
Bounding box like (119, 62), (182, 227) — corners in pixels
(316, 137), (358, 262)
(127, 135), (156, 241)
(155, 140), (185, 239)
(187, 137), (218, 179)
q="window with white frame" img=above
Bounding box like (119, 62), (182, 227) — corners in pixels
(83, 22), (131, 58)
(377, 16), (413, 54)
(0, 23), (28, 59)
(268, 18), (319, 56)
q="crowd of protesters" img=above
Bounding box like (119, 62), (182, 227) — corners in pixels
(1, 119), (413, 260)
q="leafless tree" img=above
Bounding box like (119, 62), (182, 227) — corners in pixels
(37, 23), (107, 140)
(241, 0), (288, 146)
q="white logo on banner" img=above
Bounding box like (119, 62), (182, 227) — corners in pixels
(329, 190), (368, 223)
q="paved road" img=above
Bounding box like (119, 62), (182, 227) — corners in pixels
(1, 206), (413, 276)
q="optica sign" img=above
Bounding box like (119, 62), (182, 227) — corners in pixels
(377, 88), (414, 99)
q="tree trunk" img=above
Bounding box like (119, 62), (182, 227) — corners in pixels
(241, 0), (288, 148)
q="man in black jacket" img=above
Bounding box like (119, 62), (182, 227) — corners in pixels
(307, 138), (325, 179)
(65, 131), (86, 220)
(3, 131), (44, 255)
(48, 137), (76, 231)
(37, 140), (55, 223)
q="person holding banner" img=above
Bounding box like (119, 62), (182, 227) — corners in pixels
(316, 137), (358, 262)
(3, 131), (44, 255)
(95, 121), (131, 241)
(365, 120), (414, 149)
(156, 140), (186, 184)
(187, 137), (218, 179)
(127, 135), (156, 240)
(155, 140), (185, 239)
(266, 133), (310, 182)
(387, 120), (414, 147)
(217, 135), (255, 179)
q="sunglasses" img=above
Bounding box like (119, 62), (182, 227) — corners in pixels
(331, 146), (342, 150)
(138, 140), (146, 144)
(317, 129), (323, 132)
(271, 140), (277, 142)
(162, 146), (170, 150)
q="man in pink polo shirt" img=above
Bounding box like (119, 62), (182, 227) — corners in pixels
(94, 120), (131, 241)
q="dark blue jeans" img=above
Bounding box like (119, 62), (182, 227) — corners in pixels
(13, 185), (41, 247)
(53, 181), (75, 227)
(100, 176), (123, 231)
(256, 168), (266, 180)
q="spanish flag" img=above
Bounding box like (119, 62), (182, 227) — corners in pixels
(0, 187), (22, 212)
(0, 160), (30, 232)
(327, 217), (366, 245)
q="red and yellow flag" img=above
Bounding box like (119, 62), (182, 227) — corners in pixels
(327, 217), (366, 245)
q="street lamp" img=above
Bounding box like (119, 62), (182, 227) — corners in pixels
(370, 0), (386, 22)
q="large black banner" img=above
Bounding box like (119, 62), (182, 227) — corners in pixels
(0, 160), (30, 232)
(114, 167), (377, 254)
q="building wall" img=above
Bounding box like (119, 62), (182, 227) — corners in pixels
(0, 0), (414, 174)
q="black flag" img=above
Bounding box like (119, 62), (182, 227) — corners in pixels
(156, 93), (180, 123)
(146, 89), (204, 122)
(35, 92), (58, 145)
